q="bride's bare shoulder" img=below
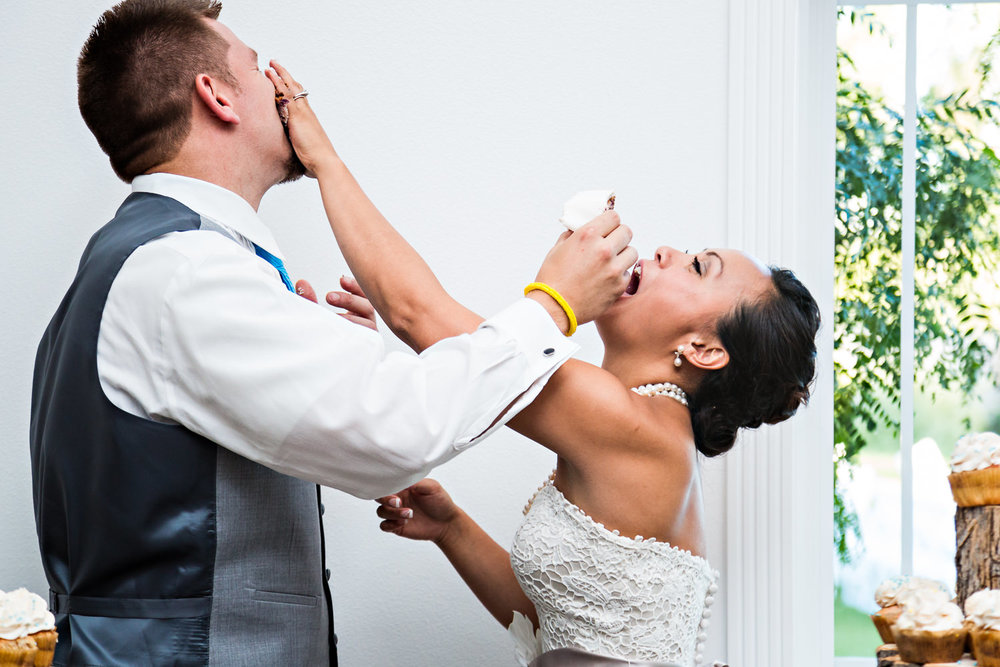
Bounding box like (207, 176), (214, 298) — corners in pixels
(509, 360), (695, 465)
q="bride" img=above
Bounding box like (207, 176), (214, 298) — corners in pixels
(269, 62), (820, 667)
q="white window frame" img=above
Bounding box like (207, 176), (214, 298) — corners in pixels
(724, 1), (835, 665)
(752, 2), (996, 666)
(838, 0), (999, 585)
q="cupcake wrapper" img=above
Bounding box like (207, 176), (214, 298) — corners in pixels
(28, 631), (56, 667)
(0, 637), (38, 667)
(26, 633), (54, 654)
(973, 628), (1000, 667)
(871, 609), (899, 644)
(895, 627), (967, 664)
(949, 467), (1000, 507)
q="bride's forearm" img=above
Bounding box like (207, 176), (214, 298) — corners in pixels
(312, 157), (483, 352)
(436, 509), (538, 628)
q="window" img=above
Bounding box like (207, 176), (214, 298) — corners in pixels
(834, 2), (1000, 661)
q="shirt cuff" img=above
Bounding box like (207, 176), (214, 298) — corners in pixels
(454, 297), (579, 448)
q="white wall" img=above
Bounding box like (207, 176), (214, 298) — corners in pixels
(0, 2), (732, 665)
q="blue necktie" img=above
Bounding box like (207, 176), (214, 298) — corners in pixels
(253, 243), (295, 293)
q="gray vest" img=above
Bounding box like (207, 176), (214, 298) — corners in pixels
(31, 193), (334, 666)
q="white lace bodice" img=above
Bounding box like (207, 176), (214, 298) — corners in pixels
(509, 481), (719, 667)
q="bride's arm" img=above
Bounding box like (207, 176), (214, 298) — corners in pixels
(270, 63), (664, 466)
(375, 479), (537, 628)
(270, 61), (635, 352)
(308, 155), (482, 350)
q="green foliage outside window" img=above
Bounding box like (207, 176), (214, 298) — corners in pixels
(834, 11), (1000, 563)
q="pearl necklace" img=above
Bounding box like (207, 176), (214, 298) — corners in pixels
(630, 382), (689, 407)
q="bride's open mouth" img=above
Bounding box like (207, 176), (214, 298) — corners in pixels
(624, 262), (642, 296)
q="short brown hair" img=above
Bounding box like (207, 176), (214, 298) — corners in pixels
(78, 0), (235, 182)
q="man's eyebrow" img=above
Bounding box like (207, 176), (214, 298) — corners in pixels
(705, 250), (724, 275)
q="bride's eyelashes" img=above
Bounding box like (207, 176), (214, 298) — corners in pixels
(692, 256), (702, 276)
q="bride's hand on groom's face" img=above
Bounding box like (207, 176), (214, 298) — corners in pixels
(267, 60), (339, 178)
(375, 478), (461, 545)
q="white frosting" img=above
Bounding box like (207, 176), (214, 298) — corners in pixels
(951, 432), (1000, 472)
(895, 588), (964, 631)
(875, 576), (909, 607)
(558, 190), (615, 232)
(0, 588), (55, 640)
(875, 576), (951, 608)
(966, 589), (1000, 630)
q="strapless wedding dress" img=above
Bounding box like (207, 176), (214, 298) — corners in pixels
(509, 481), (719, 667)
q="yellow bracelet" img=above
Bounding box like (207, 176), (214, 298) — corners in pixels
(524, 282), (577, 336)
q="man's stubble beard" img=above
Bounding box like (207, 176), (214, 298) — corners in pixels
(278, 149), (307, 184)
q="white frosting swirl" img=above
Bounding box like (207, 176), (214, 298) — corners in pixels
(951, 432), (1000, 472)
(895, 588), (964, 631)
(874, 575), (951, 608)
(0, 588), (55, 640)
(966, 589), (1000, 630)
(875, 576), (909, 607)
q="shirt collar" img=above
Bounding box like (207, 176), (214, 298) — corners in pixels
(131, 173), (284, 257)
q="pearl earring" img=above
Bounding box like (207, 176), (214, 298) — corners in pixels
(674, 345), (685, 368)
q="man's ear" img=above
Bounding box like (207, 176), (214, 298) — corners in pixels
(194, 74), (240, 124)
(686, 339), (729, 371)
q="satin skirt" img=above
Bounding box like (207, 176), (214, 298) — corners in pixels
(528, 647), (683, 667)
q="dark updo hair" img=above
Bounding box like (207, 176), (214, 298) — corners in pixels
(689, 267), (820, 457)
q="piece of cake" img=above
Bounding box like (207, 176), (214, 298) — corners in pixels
(275, 91), (290, 127)
(966, 588), (1000, 667)
(893, 588), (967, 664)
(558, 190), (616, 232)
(948, 432), (1000, 507)
(0, 589), (57, 667)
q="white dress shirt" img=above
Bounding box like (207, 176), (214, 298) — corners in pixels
(97, 173), (576, 498)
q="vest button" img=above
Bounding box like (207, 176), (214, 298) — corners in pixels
(320, 503), (326, 516)
(325, 568), (332, 581)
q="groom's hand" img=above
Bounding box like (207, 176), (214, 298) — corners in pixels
(296, 277), (378, 331)
(529, 211), (636, 332)
(326, 275), (378, 331)
(295, 279), (319, 303)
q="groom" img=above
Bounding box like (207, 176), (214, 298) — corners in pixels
(30, 1), (633, 665)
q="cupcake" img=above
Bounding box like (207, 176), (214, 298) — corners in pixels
(893, 588), (967, 664)
(948, 432), (1000, 507)
(870, 576), (952, 644)
(0, 589), (57, 667)
(967, 589), (1000, 667)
